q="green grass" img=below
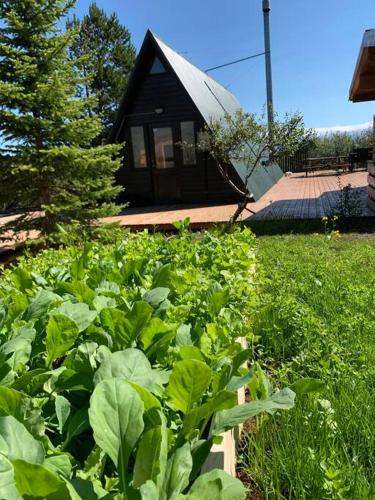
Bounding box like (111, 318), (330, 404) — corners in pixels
(239, 234), (375, 499)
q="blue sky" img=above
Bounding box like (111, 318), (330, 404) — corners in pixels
(74, 0), (375, 131)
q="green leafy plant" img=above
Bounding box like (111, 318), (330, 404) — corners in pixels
(0, 228), (295, 498)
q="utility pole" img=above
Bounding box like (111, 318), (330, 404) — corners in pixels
(263, 0), (274, 131)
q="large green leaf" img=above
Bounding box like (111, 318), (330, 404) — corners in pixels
(89, 379), (144, 472)
(182, 390), (237, 437)
(142, 288), (170, 308)
(185, 468), (245, 499)
(162, 442), (192, 499)
(0, 386), (23, 417)
(140, 318), (175, 350)
(100, 301), (153, 347)
(58, 281), (96, 306)
(133, 418), (168, 489)
(0, 386), (44, 437)
(0, 324), (36, 372)
(0, 416), (44, 464)
(166, 360), (212, 414)
(54, 302), (97, 332)
(206, 282), (230, 316)
(0, 454), (21, 500)
(24, 289), (61, 321)
(45, 314), (80, 367)
(63, 407), (90, 448)
(140, 480), (159, 500)
(55, 395), (71, 432)
(213, 388), (296, 434)
(124, 301), (154, 340)
(94, 348), (156, 392)
(67, 477), (108, 499)
(13, 459), (68, 498)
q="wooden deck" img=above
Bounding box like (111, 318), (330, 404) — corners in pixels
(0, 171), (373, 253)
(107, 170), (373, 228)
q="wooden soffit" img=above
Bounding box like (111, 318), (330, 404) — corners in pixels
(350, 29), (375, 102)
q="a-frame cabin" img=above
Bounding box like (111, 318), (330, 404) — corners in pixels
(110, 30), (283, 206)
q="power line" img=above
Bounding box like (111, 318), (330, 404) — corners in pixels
(205, 51), (266, 73)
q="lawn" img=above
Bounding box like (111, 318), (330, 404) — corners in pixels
(239, 233), (375, 499)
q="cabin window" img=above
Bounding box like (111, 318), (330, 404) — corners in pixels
(153, 127), (175, 168)
(130, 126), (147, 168)
(181, 121), (197, 165)
(149, 56), (166, 75)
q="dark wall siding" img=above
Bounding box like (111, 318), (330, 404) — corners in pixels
(116, 60), (242, 206)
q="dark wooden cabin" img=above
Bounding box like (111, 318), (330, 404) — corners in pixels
(110, 30), (283, 206)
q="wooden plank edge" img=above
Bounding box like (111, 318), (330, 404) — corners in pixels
(201, 336), (248, 476)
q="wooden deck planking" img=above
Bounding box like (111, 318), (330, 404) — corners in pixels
(1, 171), (373, 250)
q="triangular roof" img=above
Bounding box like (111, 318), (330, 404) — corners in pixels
(111, 30), (282, 201)
(153, 34), (242, 123)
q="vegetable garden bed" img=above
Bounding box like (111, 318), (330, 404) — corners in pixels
(0, 228), (295, 499)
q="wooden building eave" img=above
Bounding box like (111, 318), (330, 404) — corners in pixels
(350, 29), (375, 102)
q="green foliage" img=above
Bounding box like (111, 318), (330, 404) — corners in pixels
(239, 234), (375, 499)
(311, 128), (372, 157)
(197, 110), (313, 221)
(0, 0), (123, 242)
(67, 2), (135, 142)
(332, 176), (364, 217)
(0, 228), (295, 498)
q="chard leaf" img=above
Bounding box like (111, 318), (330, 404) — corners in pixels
(89, 378), (144, 470)
(93, 295), (116, 312)
(0, 416), (44, 464)
(175, 324), (193, 347)
(226, 371), (253, 392)
(206, 282), (229, 316)
(55, 395), (71, 432)
(178, 346), (204, 361)
(124, 301), (153, 340)
(44, 454), (72, 478)
(213, 388), (296, 434)
(100, 301), (152, 346)
(64, 407), (90, 447)
(96, 280), (120, 297)
(0, 324), (36, 372)
(133, 417), (168, 489)
(182, 390), (237, 437)
(142, 287), (170, 308)
(163, 442), (192, 499)
(0, 454), (21, 500)
(186, 468), (245, 499)
(13, 459), (67, 498)
(24, 290), (61, 321)
(166, 360), (211, 414)
(140, 317), (175, 350)
(67, 477), (108, 499)
(94, 348), (156, 392)
(0, 386), (44, 437)
(54, 302), (97, 332)
(140, 480), (159, 500)
(129, 383), (161, 411)
(45, 314), (80, 367)
(58, 281), (96, 305)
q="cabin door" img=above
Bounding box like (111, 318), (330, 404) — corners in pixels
(149, 123), (181, 203)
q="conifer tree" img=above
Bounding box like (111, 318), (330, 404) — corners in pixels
(67, 3), (135, 143)
(0, 0), (123, 242)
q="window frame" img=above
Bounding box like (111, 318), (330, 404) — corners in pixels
(130, 126), (148, 169)
(149, 56), (167, 75)
(180, 121), (197, 166)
